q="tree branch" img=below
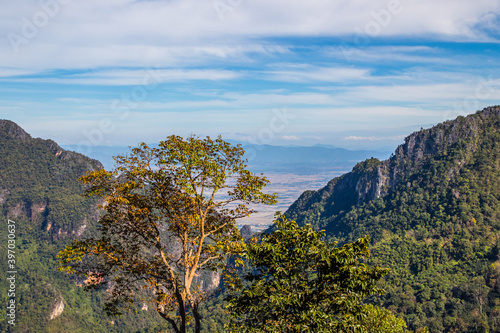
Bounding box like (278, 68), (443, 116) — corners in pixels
(157, 310), (181, 333)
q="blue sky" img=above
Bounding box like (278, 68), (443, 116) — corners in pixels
(1, 0), (500, 152)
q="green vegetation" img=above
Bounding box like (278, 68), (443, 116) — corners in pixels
(0, 120), (170, 332)
(58, 135), (277, 333)
(285, 107), (500, 332)
(2, 105), (500, 332)
(226, 214), (409, 333)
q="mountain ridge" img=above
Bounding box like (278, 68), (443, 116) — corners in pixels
(0, 119), (30, 142)
(287, 106), (500, 232)
(284, 106), (500, 332)
(0, 120), (169, 332)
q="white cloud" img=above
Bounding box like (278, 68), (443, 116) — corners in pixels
(281, 135), (301, 140)
(1, 68), (241, 85)
(328, 45), (454, 65)
(0, 68), (43, 77)
(263, 64), (370, 83)
(337, 80), (500, 108)
(1, 0), (499, 70)
(343, 135), (405, 141)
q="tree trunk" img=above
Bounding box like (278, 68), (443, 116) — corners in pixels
(177, 290), (187, 333)
(193, 303), (202, 333)
(159, 288), (188, 333)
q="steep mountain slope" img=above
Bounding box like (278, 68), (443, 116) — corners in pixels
(285, 106), (500, 332)
(0, 120), (168, 332)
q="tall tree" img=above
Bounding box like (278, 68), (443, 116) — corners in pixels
(58, 135), (277, 333)
(226, 214), (407, 333)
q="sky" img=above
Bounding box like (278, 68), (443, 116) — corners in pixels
(1, 0), (500, 153)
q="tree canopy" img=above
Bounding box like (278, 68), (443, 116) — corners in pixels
(58, 135), (277, 333)
(226, 214), (408, 333)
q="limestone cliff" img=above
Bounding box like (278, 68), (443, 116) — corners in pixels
(285, 106), (500, 232)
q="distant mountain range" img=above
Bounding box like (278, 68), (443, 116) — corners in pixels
(62, 141), (390, 175)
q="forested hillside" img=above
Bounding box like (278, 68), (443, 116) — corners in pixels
(0, 120), (169, 332)
(285, 106), (500, 332)
(3, 105), (500, 332)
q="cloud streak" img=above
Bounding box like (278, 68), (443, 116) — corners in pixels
(1, 0), (499, 70)
(343, 135), (405, 141)
(0, 68), (241, 85)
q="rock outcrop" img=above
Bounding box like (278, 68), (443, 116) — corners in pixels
(285, 106), (500, 231)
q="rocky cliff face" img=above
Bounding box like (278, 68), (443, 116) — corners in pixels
(285, 106), (500, 230)
(0, 119), (30, 141)
(0, 120), (106, 331)
(0, 119), (103, 238)
(370, 106), (500, 201)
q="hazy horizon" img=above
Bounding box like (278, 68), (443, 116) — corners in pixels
(1, 0), (500, 151)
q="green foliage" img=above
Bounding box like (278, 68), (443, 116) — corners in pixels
(344, 304), (415, 333)
(0, 120), (167, 332)
(58, 135), (277, 333)
(353, 157), (382, 174)
(284, 108), (500, 332)
(226, 214), (403, 333)
(4, 107), (500, 332)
